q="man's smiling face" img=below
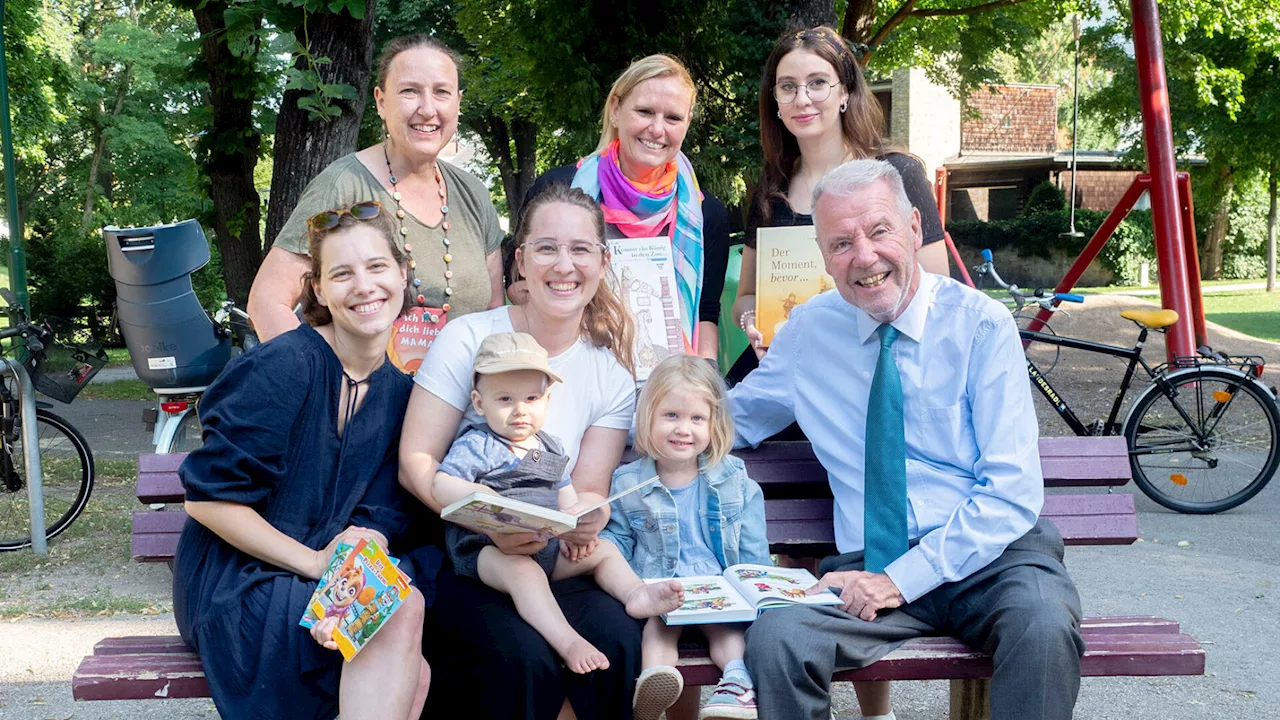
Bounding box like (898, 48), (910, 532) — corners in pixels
(813, 178), (923, 322)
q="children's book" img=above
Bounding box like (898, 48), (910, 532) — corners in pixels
(754, 226), (834, 347)
(441, 475), (661, 536)
(387, 307), (447, 374)
(298, 538), (413, 661)
(658, 564), (842, 625)
(605, 236), (687, 381)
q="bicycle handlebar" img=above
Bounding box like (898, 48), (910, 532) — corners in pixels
(972, 250), (1084, 315)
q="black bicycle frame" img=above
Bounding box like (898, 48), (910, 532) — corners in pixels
(1021, 326), (1157, 436)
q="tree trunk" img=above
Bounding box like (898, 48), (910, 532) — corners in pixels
(191, 5), (264, 306)
(263, 1), (379, 250)
(1267, 160), (1277, 293)
(786, 0), (836, 29)
(82, 64), (134, 234)
(842, 0), (878, 44)
(1202, 167), (1232, 281)
(468, 113), (539, 222)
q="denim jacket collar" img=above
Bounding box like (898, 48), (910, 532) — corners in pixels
(637, 455), (737, 496)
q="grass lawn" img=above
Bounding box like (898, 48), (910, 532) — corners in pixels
(77, 378), (153, 401)
(1200, 290), (1280, 343)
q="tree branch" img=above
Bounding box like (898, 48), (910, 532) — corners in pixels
(910, 0), (1031, 18)
(863, 0), (918, 63)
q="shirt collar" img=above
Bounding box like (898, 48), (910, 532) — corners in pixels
(854, 267), (935, 345)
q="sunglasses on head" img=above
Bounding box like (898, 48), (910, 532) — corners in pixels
(307, 201), (382, 232)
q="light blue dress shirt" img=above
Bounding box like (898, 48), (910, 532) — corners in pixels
(729, 270), (1043, 603)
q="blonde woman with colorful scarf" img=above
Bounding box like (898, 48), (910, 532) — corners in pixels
(520, 54), (731, 367)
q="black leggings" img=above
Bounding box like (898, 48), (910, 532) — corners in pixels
(423, 566), (643, 720)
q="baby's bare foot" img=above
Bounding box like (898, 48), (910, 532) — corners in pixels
(625, 580), (685, 619)
(559, 637), (610, 674)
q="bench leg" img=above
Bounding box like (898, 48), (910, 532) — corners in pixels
(949, 678), (990, 720)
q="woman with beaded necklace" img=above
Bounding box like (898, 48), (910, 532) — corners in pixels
(248, 35), (505, 372)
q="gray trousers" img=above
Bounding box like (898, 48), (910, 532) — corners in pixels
(745, 519), (1085, 720)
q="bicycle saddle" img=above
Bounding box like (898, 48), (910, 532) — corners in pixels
(1119, 308), (1179, 329)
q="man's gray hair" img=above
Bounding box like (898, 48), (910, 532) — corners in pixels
(811, 159), (915, 223)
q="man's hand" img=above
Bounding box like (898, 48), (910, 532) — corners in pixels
(808, 570), (905, 621)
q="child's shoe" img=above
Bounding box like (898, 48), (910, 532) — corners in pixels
(697, 678), (757, 720)
(633, 664), (684, 720)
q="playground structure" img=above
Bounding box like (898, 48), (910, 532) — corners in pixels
(936, 0), (1207, 363)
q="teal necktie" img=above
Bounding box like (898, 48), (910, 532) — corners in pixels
(864, 324), (909, 574)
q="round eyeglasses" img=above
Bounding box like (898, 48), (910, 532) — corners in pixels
(773, 78), (835, 105)
(520, 240), (608, 266)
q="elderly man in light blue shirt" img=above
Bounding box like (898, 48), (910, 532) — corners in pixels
(733, 159), (1084, 720)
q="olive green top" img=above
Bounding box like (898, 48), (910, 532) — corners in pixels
(274, 153), (504, 319)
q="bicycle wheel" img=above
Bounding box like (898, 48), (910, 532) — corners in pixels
(166, 407), (205, 453)
(1123, 367), (1280, 513)
(0, 410), (95, 550)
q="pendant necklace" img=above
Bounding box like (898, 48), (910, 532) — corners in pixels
(383, 142), (452, 320)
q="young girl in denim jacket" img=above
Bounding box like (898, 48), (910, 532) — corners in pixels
(602, 355), (770, 720)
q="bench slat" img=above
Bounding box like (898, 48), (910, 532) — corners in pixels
(1037, 436), (1131, 486)
(75, 624), (1200, 701)
(674, 630), (1205, 686)
(72, 653), (210, 701)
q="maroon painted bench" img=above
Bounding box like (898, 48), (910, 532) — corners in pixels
(76, 437), (1204, 719)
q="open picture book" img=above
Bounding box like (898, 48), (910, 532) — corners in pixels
(298, 538), (413, 661)
(441, 475), (660, 536)
(657, 564), (841, 625)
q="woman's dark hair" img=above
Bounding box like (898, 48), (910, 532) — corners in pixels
(514, 185), (636, 377)
(298, 209), (412, 327)
(376, 35), (463, 89)
(756, 26), (888, 225)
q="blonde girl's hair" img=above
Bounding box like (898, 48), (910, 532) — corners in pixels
(514, 184), (637, 377)
(633, 355), (735, 467)
(594, 54), (698, 154)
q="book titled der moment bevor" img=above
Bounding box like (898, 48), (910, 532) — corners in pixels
(441, 476), (661, 536)
(656, 564), (841, 625)
(754, 226), (834, 347)
(605, 236), (686, 381)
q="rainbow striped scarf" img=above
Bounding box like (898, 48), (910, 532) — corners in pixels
(571, 140), (705, 351)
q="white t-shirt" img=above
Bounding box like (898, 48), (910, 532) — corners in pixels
(414, 307), (636, 471)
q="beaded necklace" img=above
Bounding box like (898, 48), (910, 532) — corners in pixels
(383, 142), (452, 320)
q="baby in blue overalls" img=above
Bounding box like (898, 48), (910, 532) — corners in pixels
(433, 332), (683, 674)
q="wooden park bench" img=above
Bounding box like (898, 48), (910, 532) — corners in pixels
(74, 437), (1204, 719)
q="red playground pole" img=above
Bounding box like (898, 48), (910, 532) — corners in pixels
(1131, 0), (1197, 361)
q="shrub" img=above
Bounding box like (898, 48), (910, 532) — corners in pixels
(1022, 180), (1067, 216)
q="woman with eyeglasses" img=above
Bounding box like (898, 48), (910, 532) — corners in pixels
(173, 203), (432, 720)
(517, 54), (731, 366)
(727, 26), (948, 387)
(400, 185), (643, 719)
(248, 35), (505, 370)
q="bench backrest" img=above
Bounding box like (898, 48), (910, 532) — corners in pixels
(135, 436), (1134, 562)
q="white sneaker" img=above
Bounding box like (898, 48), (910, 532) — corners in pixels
(633, 665), (684, 720)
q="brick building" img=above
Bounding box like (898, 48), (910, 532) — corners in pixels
(872, 71), (1199, 223)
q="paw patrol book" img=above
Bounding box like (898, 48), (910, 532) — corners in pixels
(298, 538), (413, 661)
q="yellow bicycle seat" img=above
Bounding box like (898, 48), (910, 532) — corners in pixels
(1119, 308), (1180, 329)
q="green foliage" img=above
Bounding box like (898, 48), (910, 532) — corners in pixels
(1023, 180), (1068, 216)
(949, 208), (1156, 285)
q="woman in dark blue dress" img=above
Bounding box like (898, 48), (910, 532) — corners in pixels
(172, 201), (432, 720)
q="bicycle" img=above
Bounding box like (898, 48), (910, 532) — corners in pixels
(974, 249), (1280, 514)
(144, 299), (258, 454)
(0, 288), (103, 550)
